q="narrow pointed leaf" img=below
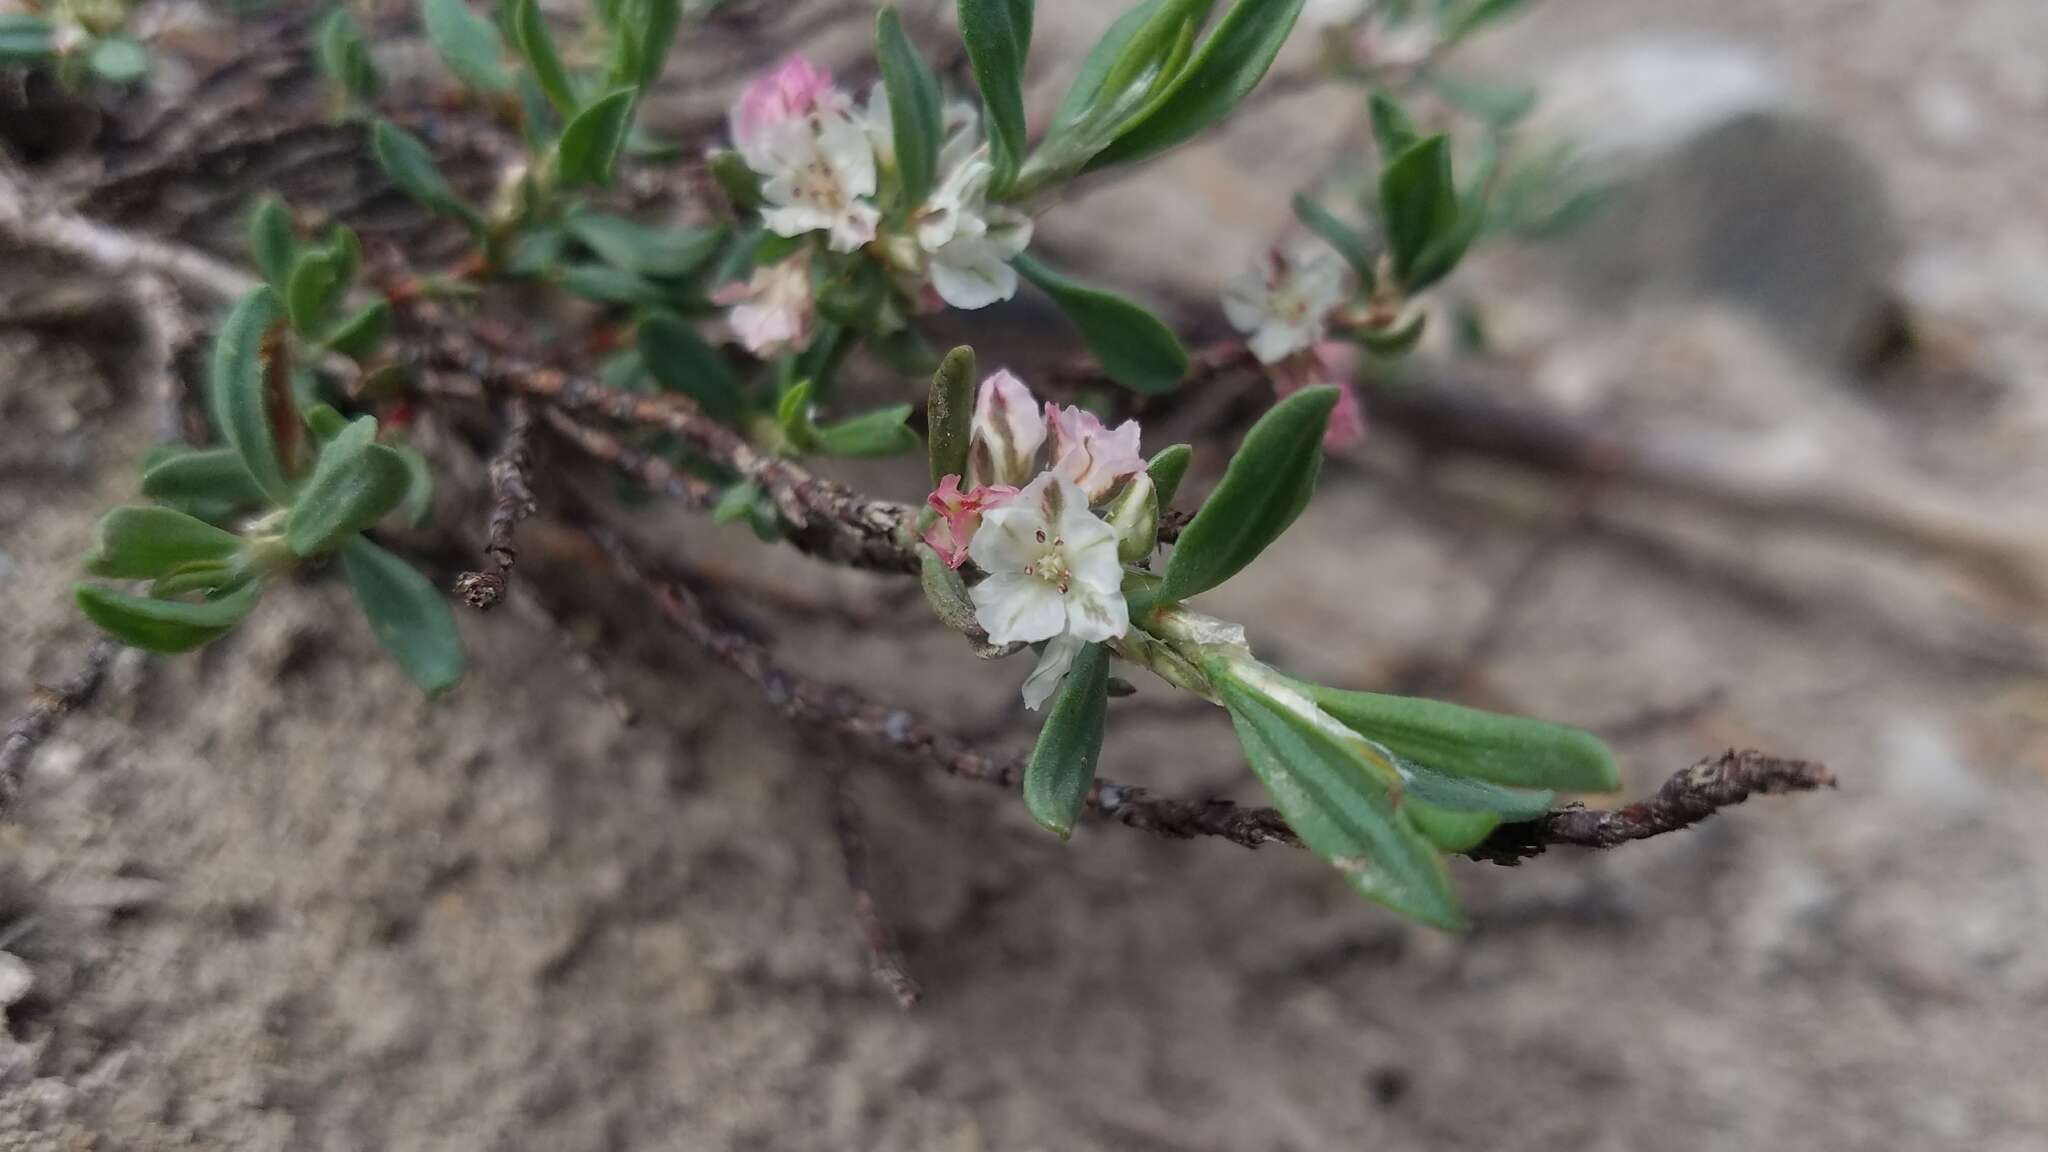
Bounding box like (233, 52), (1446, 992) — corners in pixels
(372, 121), (483, 230)
(1379, 134), (1458, 287)
(1303, 684), (1620, 793)
(421, 0), (510, 92)
(1158, 385), (1334, 602)
(556, 88), (638, 187)
(210, 288), (292, 504)
(1013, 254), (1186, 394)
(324, 299), (392, 360)
(1086, 0), (1307, 171)
(247, 196), (297, 288)
(638, 312), (743, 425)
(75, 581), (261, 654)
(340, 536), (465, 694)
(510, 0), (577, 118)
(566, 213), (723, 278)
(1216, 663), (1462, 929)
(956, 0), (1032, 189)
(1368, 90), (1418, 157)
(1024, 642), (1110, 837)
(877, 7), (944, 212)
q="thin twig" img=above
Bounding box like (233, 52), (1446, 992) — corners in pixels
(0, 640), (117, 815)
(827, 764), (921, 1009)
(580, 521), (1829, 861)
(455, 398), (538, 610)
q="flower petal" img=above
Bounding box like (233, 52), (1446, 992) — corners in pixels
(970, 572), (1066, 644)
(1022, 632), (1084, 711)
(1064, 582), (1130, 643)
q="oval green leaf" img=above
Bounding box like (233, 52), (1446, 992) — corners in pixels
(876, 7), (944, 213)
(556, 88), (637, 188)
(956, 0), (1032, 189)
(1012, 254), (1187, 394)
(638, 312), (744, 425)
(75, 581), (261, 654)
(339, 536), (465, 695)
(84, 506), (245, 580)
(565, 213), (723, 279)
(1086, 0), (1306, 172)
(210, 288), (292, 505)
(1303, 683), (1620, 793)
(285, 417), (411, 556)
(1158, 385), (1334, 602)
(510, 0), (577, 118)
(421, 0), (509, 92)
(141, 448), (269, 512)
(372, 121), (483, 231)
(1024, 641), (1110, 838)
(926, 345), (975, 485)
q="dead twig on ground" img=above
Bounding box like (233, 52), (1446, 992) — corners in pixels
(0, 640), (117, 814)
(827, 763), (922, 1009)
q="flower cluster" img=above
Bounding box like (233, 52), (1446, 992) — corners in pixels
(1222, 242), (1366, 449)
(721, 55), (1036, 357)
(925, 372), (1146, 709)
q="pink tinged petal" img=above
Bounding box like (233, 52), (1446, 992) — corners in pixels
(732, 55), (835, 161)
(970, 573), (1066, 645)
(1324, 380), (1366, 450)
(1047, 404), (1145, 503)
(967, 370), (1046, 488)
(1022, 632), (1084, 711)
(967, 477), (1056, 573)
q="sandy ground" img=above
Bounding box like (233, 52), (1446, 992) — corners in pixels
(4, 1), (2048, 1149)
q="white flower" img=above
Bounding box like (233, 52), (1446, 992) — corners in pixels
(1221, 241), (1350, 364)
(712, 255), (814, 358)
(753, 110), (882, 253)
(969, 473), (1130, 709)
(912, 137), (1034, 311)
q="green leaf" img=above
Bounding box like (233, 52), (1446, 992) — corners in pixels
(638, 312), (744, 425)
(555, 88), (637, 187)
(956, 0), (1032, 190)
(324, 300), (392, 360)
(285, 249), (347, 336)
(209, 288), (293, 504)
(1012, 254), (1186, 394)
(1446, 0), (1535, 38)
(774, 378), (816, 449)
(605, 0), (681, 88)
(559, 263), (667, 306)
(315, 7), (380, 109)
(285, 417), (411, 556)
(813, 405), (919, 458)
(1354, 311), (1426, 358)
(303, 402), (349, 442)
(75, 581), (261, 654)
(141, 448), (269, 511)
(707, 150), (762, 210)
(1146, 442), (1192, 507)
(421, 0), (510, 92)
(150, 562), (245, 600)
(0, 14), (55, 62)
(393, 443), (437, 528)
(84, 506), (245, 580)
(1086, 0), (1306, 172)
(566, 213), (723, 278)
(1158, 386), (1334, 602)
(876, 6), (944, 213)
(1216, 662), (1462, 928)
(1302, 684), (1620, 793)
(246, 196), (297, 289)
(1368, 90), (1418, 157)
(927, 345), (974, 485)
(339, 536), (465, 694)
(1401, 196), (1482, 293)
(1293, 192), (1378, 289)
(86, 37), (150, 84)
(1024, 642), (1110, 837)
(510, 0), (577, 118)
(372, 121), (483, 231)
(1379, 134), (1458, 288)
(1403, 803), (1501, 853)
(1396, 758), (1553, 822)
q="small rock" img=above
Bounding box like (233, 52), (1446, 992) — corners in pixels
(1523, 36), (1901, 367)
(0, 952), (32, 1010)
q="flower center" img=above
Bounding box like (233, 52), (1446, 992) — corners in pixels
(1022, 530), (1071, 593)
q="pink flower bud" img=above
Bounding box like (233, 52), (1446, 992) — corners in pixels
(965, 370), (1046, 490)
(1269, 341), (1365, 451)
(1046, 403), (1144, 504)
(922, 475), (1017, 569)
(730, 54), (838, 161)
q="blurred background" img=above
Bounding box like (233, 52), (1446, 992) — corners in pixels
(3, 0), (2046, 1148)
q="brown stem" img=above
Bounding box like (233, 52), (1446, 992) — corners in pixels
(828, 764), (921, 1009)
(455, 398), (538, 610)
